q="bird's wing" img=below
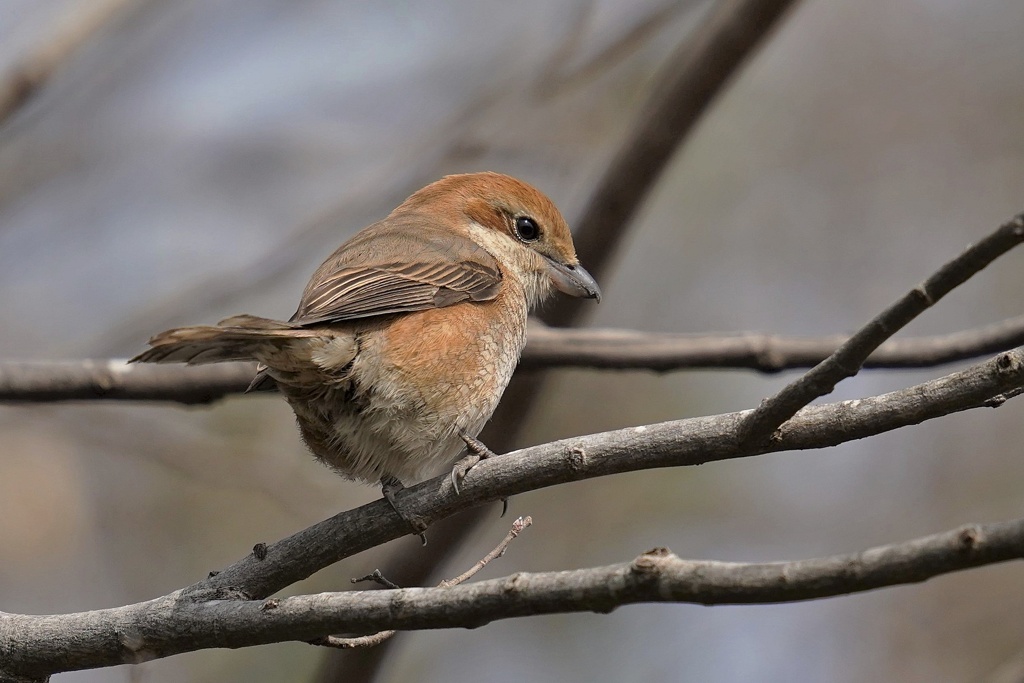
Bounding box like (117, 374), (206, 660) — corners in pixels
(290, 223), (502, 326)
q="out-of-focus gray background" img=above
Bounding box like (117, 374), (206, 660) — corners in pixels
(2, 1), (1024, 681)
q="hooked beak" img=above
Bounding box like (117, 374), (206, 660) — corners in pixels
(545, 257), (601, 303)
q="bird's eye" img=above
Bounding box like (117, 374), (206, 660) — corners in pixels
(514, 216), (541, 242)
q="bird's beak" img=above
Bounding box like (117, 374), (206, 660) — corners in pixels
(545, 257), (601, 302)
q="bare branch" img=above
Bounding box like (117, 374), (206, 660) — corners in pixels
(188, 346), (1024, 603)
(3, 516), (1022, 679)
(7, 314), (1024, 404)
(312, 516), (533, 650)
(2, 347), (1022, 678)
(740, 213), (1024, 445)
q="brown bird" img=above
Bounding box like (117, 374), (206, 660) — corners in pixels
(131, 172), (600, 539)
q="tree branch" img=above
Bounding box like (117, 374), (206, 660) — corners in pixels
(168, 345), (1023, 605)
(2, 344), (1023, 678)
(3, 515), (1022, 680)
(6, 314), (1024, 404)
(739, 213), (1024, 445)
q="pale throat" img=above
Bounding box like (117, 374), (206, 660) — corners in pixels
(464, 220), (553, 310)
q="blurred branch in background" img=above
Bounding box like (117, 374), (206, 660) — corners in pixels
(0, 0), (146, 126)
(524, 314), (1024, 371)
(3, 343), (1024, 681)
(5, 313), (1024, 403)
(0, 359), (257, 404)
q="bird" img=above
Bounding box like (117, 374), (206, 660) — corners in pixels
(131, 172), (600, 540)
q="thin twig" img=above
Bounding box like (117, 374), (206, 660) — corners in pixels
(440, 515), (532, 588)
(311, 517), (533, 649)
(311, 630), (394, 651)
(739, 213), (1024, 446)
(350, 570), (400, 590)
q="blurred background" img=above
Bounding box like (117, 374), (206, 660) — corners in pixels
(2, 0), (1024, 681)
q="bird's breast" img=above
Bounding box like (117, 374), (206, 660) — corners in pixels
(290, 281), (529, 484)
(364, 282), (528, 425)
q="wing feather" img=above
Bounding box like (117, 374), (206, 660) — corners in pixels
(290, 222), (502, 326)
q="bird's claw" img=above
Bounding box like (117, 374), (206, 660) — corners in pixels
(450, 454), (481, 495)
(380, 475), (427, 545)
(452, 433), (509, 517)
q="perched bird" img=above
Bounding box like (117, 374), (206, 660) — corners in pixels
(131, 172), (600, 538)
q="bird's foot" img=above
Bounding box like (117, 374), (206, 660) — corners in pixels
(450, 434), (509, 517)
(380, 475), (427, 545)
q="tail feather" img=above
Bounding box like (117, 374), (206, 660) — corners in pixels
(130, 315), (315, 365)
(215, 314), (295, 329)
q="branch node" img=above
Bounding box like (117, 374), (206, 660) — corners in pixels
(258, 599), (279, 612)
(502, 572), (525, 593)
(631, 547), (672, 574)
(911, 284), (936, 308)
(958, 526), (982, 553)
(995, 351), (1021, 375)
(252, 543), (268, 561)
(754, 343), (787, 373)
(567, 446), (588, 473)
(182, 585), (253, 603)
(511, 515), (532, 536)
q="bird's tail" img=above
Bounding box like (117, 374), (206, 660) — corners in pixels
(129, 314), (317, 365)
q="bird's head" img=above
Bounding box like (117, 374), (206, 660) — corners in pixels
(402, 172), (601, 310)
